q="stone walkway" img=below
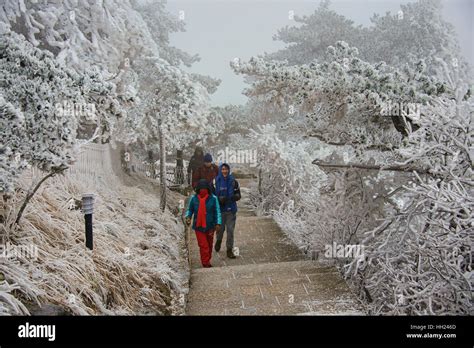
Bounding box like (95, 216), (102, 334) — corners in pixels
(185, 179), (364, 315)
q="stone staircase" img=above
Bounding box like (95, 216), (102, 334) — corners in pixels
(185, 179), (364, 315)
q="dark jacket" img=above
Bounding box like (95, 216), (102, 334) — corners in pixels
(187, 147), (204, 174)
(192, 163), (218, 191)
(185, 180), (222, 232)
(215, 163), (241, 213)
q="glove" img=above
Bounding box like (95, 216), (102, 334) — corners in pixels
(215, 224), (221, 233)
(218, 196), (226, 205)
(185, 217), (192, 225)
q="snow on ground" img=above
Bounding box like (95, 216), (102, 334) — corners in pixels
(0, 170), (189, 315)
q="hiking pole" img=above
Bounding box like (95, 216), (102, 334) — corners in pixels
(82, 193), (94, 250)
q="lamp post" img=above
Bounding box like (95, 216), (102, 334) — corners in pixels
(82, 193), (94, 250)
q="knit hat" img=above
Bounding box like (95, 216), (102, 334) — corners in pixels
(195, 179), (211, 193)
(204, 153), (213, 162)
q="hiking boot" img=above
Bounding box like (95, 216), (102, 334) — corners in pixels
(203, 264), (212, 268)
(215, 239), (222, 252)
(227, 249), (236, 259)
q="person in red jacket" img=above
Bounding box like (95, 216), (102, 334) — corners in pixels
(185, 180), (222, 267)
(192, 153), (218, 192)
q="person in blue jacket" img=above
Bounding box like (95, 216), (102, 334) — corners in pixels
(214, 163), (241, 258)
(185, 179), (221, 267)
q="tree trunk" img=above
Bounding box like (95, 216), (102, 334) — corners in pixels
(148, 149), (154, 162)
(176, 149), (184, 185)
(158, 122), (167, 212)
(312, 159), (432, 175)
(14, 167), (66, 225)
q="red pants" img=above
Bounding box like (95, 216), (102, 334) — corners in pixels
(195, 230), (214, 267)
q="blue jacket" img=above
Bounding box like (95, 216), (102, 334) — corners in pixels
(185, 194), (222, 232)
(215, 163), (241, 213)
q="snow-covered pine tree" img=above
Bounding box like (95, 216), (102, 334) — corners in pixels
(0, 0), (219, 148)
(267, 0), (470, 81)
(132, 56), (221, 153)
(230, 0), (472, 315)
(345, 87), (473, 315)
(0, 95), (25, 194)
(233, 41), (449, 146)
(0, 31), (114, 222)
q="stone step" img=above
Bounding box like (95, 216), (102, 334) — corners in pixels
(190, 260), (337, 284)
(186, 179), (365, 316)
(188, 212), (304, 269)
(186, 260), (364, 315)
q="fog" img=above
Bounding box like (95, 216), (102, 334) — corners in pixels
(166, 0), (473, 106)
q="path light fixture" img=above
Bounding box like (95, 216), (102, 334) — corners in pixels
(82, 193), (94, 250)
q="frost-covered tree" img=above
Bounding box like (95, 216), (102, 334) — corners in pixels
(189, 73), (222, 95)
(233, 41), (450, 144)
(0, 95), (24, 194)
(345, 89), (473, 315)
(249, 123), (327, 216)
(130, 57), (219, 153)
(231, 0), (473, 315)
(267, 0), (365, 66)
(267, 0), (470, 81)
(134, 0), (200, 68)
(0, 0), (157, 71)
(211, 105), (248, 136)
(0, 0), (219, 147)
(0, 31), (114, 223)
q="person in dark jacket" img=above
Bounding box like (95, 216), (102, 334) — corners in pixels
(192, 153), (218, 192)
(185, 179), (222, 268)
(187, 146), (204, 185)
(214, 163), (241, 258)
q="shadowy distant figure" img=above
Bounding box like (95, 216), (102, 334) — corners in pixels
(192, 153), (218, 192)
(187, 146), (204, 185)
(215, 163), (241, 259)
(185, 179), (222, 268)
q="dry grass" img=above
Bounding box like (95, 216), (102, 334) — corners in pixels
(0, 169), (189, 315)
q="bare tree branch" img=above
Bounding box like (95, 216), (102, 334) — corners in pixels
(312, 159), (432, 175)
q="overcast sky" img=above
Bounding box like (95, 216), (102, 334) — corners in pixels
(166, 0), (474, 106)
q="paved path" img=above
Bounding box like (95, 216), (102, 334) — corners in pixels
(186, 179), (364, 315)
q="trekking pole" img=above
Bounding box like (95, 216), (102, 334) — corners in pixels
(180, 197), (193, 270)
(187, 221), (192, 270)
